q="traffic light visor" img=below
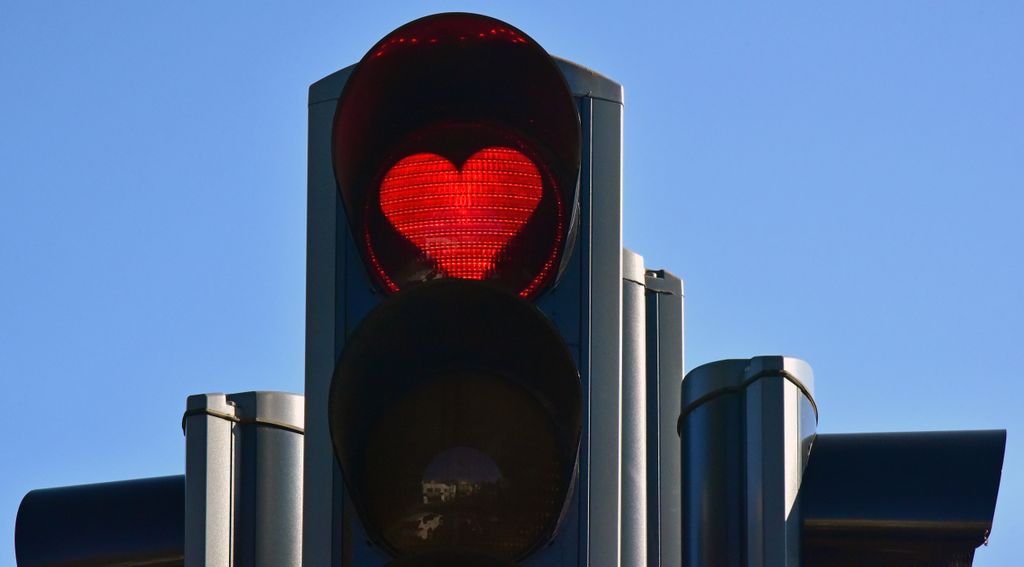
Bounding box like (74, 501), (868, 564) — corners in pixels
(332, 13), (581, 299)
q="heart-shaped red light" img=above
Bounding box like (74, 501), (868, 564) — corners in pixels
(379, 147), (543, 280)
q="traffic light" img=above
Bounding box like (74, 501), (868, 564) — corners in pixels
(800, 429), (1005, 566)
(16, 475), (185, 567)
(12, 11), (1009, 567)
(679, 357), (1006, 567)
(303, 12), (627, 566)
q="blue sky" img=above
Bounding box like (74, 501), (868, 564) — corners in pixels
(1, 2), (1020, 565)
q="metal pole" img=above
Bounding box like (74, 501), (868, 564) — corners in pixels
(644, 269), (683, 567)
(231, 392), (305, 567)
(621, 249), (647, 567)
(679, 356), (816, 567)
(185, 393), (235, 567)
(185, 391), (304, 567)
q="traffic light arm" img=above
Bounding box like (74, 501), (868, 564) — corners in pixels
(16, 476), (185, 567)
(800, 429), (1007, 565)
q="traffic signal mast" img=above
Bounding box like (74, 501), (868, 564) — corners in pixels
(14, 11), (1006, 567)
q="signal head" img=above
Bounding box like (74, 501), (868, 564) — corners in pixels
(332, 13), (581, 299)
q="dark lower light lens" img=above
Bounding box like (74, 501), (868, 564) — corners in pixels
(328, 280), (582, 562)
(366, 372), (562, 559)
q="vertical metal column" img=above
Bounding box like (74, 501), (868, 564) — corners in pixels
(231, 392), (305, 567)
(643, 269), (683, 567)
(185, 391), (305, 567)
(621, 249), (647, 567)
(679, 356), (816, 567)
(585, 93), (625, 567)
(185, 393), (236, 567)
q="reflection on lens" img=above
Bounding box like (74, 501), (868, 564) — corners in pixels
(364, 372), (564, 560)
(384, 448), (504, 546)
(422, 446), (502, 506)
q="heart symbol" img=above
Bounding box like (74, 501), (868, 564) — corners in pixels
(380, 147), (543, 280)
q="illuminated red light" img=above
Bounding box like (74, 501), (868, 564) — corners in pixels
(379, 147), (543, 282)
(335, 13), (581, 300)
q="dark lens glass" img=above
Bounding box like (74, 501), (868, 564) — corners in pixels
(363, 371), (563, 560)
(328, 280), (583, 562)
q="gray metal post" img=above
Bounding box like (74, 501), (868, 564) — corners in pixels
(578, 82), (625, 567)
(679, 356), (816, 567)
(185, 393), (235, 567)
(644, 269), (683, 567)
(185, 391), (305, 567)
(621, 249), (647, 567)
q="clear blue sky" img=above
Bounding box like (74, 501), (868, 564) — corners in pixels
(1, 2), (1020, 565)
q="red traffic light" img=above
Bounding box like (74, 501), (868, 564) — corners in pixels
(326, 13), (587, 563)
(332, 13), (581, 299)
(377, 146), (562, 296)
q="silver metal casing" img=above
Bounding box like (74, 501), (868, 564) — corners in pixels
(185, 391), (304, 567)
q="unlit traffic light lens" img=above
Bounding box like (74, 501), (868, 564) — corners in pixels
(329, 280), (582, 562)
(366, 371), (564, 559)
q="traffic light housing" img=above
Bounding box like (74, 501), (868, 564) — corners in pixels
(800, 430), (1006, 566)
(679, 358), (1006, 567)
(303, 13), (626, 566)
(16, 476), (185, 567)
